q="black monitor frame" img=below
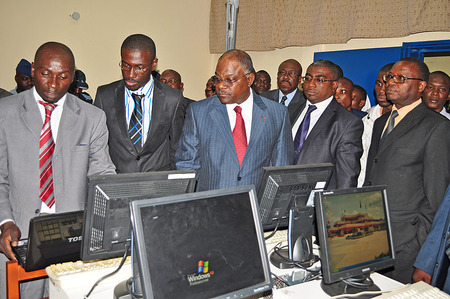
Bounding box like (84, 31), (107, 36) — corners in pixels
(315, 185), (395, 294)
(257, 163), (333, 231)
(81, 170), (196, 261)
(130, 186), (272, 299)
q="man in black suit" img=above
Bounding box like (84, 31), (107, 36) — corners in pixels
(365, 57), (450, 284)
(261, 59), (306, 124)
(293, 60), (363, 189)
(95, 34), (185, 173)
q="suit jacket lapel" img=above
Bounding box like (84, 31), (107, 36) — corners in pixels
(376, 104), (424, 153)
(246, 94), (266, 158)
(114, 81), (134, 149)
(210, 97), (238, 164)
(21, 93), (42, 139)
(54, 95), (80, 154)
(144, 81), (163, 149)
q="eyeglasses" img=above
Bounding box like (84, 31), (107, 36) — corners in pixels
(119, 61), (149, 74)
(161, 78), (180, 84)
(212, 73), (250, 87)
(277, 70), (300, 78)
(383, 74), (424, 84)
(303, 76), (335, 84)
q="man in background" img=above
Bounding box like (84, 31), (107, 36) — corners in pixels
(422, 71), (450, 119)
(176, 50), (293, 191)
(95, 34), (185, 173)
(68, 69), (93, 104)
(161, 68), (194, 117)
(262, 59), (306, 124)
(10, 59), (33, 95)
(352, 85), (367, 111)
(365, 57), (450, 283)
(358, 63), (394, 186)
(252, 70), (271, 95)
(335, 77), (367, 118)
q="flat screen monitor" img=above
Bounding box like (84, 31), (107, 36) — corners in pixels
(314, 186), (395, 296)
(81, 170), (196, 261)
(130, 186), (272, 299)
(257, 163), (333, 231)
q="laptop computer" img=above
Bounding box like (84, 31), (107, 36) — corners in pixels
(12, 211), (84, 272)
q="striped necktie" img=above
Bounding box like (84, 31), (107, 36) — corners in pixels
(280, 95), (288, 106)
(39, 101), (57, 208)
(129, 93), (144, 149)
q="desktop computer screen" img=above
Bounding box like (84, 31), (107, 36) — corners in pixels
(257, 163), (333, 231)
(314, 186), (395, 296)
(81, 170), (196, 261)
(130, 186), (272, 299)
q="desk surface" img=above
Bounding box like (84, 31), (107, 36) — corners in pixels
(273, 272), (403, 298)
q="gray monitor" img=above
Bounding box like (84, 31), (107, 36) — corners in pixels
(130, 186), (272, 299)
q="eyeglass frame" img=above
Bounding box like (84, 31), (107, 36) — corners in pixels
(383, 74), (424, 84)
(277, 70), (301, 78)
(119, 61), (150, 74)
(303, 75), (336, 84)
(212, 73), (251, 87)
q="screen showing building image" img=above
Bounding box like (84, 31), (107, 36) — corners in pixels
(323, 190), (392, 273)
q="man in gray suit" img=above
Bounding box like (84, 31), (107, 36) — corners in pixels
(0, 42), (116, 298)
(294, 60), (363, 189)
(175, 50), (294, 191)
(95, 34), (185, 173)
(261, 59), (306, 124)
(365, 57), (450, 283)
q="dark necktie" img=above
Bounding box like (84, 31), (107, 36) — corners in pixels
(381, 110), (399, 141)
(280, 95), (288, 106)
(129, 93), (144, 149)
(39, 101), (57, 208)
(293, 104), (317, 163)
(233, 106), (247, 166)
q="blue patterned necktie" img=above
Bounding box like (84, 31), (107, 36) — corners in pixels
(129, 93), (144, 149)
(280, 95), (287, 106)
(293, 104), (317, 163)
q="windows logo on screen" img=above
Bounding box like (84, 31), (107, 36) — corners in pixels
(187, 260), (215, 286)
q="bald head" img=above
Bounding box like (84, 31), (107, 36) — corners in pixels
(161, 69), (183, 91)
(35, 42), (75, 72)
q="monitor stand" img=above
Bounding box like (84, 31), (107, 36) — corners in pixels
(321, 274), (380, 298)
(270, 248), (319, 269)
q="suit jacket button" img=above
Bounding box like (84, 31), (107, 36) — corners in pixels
(35, 209), (40, 214)
(237, 176), (242, 181)
(136, 156), (141, 161)
(374, 158), (378, 163)
(366, 181), (372, 186)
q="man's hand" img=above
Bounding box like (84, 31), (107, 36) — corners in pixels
(0, 221), (21, 260)
(412, 268), (432, 284)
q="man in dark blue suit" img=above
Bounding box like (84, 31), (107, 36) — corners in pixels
(175, 50), (294, 191)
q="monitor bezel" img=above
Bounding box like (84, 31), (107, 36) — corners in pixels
(257, 163), (334, 230)
(130, 185), (273, 299)
(81, 170), (196, 261)
(315, 185), (396, 284)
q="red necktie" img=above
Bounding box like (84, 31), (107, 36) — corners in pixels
(39, 101), (57, 208)
(233, 106), (247, 166)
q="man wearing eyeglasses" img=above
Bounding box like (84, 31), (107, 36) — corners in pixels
(94, 34), (185, 173)
(292, 59), (363, 189)
(262, 59), (306, 124)
(365, 57), (450, 284)
(175, 49), (294, 191)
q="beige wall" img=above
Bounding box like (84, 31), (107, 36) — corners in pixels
(0, 1), (449, 100)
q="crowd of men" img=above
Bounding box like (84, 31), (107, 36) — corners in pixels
(0, 33), (449, 297)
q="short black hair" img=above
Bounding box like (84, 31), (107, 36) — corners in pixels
(219, 49), (254, 74)
(430, 70), (450, 85)
(354, 85), (367, 99)
(379, 62), (395, 74)
(255, 70), (271, 84)
(35, 42), (75, 71)
(399, 57), (430, 82)
(309, 59), (343, 80)
(121, 34), (156, 60)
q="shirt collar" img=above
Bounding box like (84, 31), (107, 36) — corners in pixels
(32, 86), (66, 107)
(307, 95), (333, 113)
